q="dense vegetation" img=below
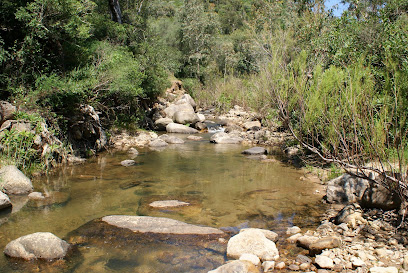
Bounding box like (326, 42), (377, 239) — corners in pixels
(0, 0), (407, 203)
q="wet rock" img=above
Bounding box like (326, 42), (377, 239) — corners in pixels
(242, 147), (267, 155)
(195, 122), (207, 130)
(28, 192), (45, 200)
(27, 191), (70, 208)
(187, 135), (203, 141)
(369, 267), (398, 273)
(262, 261), (275, 272)
(208, 260), (259, 273)
(210, 132), (242, 144)
(149, 200), (190, 208)
(286, 226), (301, 235)
(119, 181), (142, 190)
(287, 233), (302, 243)
(0, 165), (33, 195)
(239, 253), (261, 266)
(155, 118), (173, 131)
(239, 228), (278, 242)
(121, 160), (136, 167)
(0, 101), (16, 124)
(4, 232), (70, 260)
(296, 235), (319, 250)
(315, 255), (334, 269)
(0, 192), (12, 210)
(332, 203), (366, 228)
(243, 121), (261, 131)
(149, 138), (168, 148)
(289, 264), (300, 271)
(297, 254), (312, 264)
(309, 237), (342, 255)
(166, 123), (198, 134)
(227, 229), (279, 261)
(102, 215), (224, 236)
(300, 262), (311, 271)
(326, 174), (369, 204)
(127, 148), (139, 156)
(361, 182), (401, 210)
(159, 134), (184, 144)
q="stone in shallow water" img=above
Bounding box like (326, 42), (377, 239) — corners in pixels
(149, 200), (190, 208)
(208, 260), (259, 273)
(241, 147), (267, 155)
(0, 192), (12, 210)
(0, 165), (33, 195)
(120, 160), (136, 167)
(4, 232), (70, 260)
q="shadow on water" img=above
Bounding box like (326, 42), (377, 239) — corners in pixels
(0, 133), (328, 272)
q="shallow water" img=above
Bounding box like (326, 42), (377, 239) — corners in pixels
(0, 133), (326, 272)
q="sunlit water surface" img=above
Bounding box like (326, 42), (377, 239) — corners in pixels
(0, 133), (326, 272)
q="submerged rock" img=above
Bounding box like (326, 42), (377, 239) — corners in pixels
(4, 232), (70, 260)
(0, 165), (33, 195)
(149, 139), (168, 148)
(120, 160), (136, 167)
(149, 200), (190, 208)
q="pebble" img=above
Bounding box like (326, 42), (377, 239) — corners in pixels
(262, 261), (275, 272)
(315, 255), (334, 269)
(275, 261), (285, 270)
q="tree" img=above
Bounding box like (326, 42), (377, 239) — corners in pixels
(108, 0), (122, 23)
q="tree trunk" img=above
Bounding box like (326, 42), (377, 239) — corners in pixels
(108, 0), (122, 24)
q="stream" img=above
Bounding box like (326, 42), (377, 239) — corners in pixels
(0, 133), (327, 272)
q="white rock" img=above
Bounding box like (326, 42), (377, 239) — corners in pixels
(149, 200), (190, 208)
(275, 261), (285, 270)
(0, 192), (12, 209)
(239, 253), (261, 266)
(315, 254), (334, 269)
(239, 228), (278, 242)
(28, 192), (45, 200)
(286, 226), (301, 235)
(369, 267), (399, 273)
(262, 261), (275, 272)
(0, 165), (33, 195)
(351, 257), (366, 267)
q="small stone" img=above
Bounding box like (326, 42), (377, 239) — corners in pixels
(299, 263), (311, 271)
(28, 192), (45, 200)
(208, 260), (258, 273)
(287, 233), (302, 243)
(296, 254), (312, 264)
(127, 148), (139, 155)
(288, 264), (300, 271)
(315, 255), (334, 269)
(286, 226), (301, 235)
(149, 200), (190, 208)
(403, 255), (408, 270)
(240, 253), (261, 266)
(187, 135), (202, 141)
(351, 257), (366, 267)
(309, 237), (342, 254)
(275, 262), (285, 270)
(149, 138), (168, 147)
(120, 160), (136, 167)
(262, 261), (275, 272)
(242, 147), (267, 155)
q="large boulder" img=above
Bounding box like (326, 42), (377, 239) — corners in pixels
(154, 118), (173, 131)
(0, 192), (12, 210)
(0, 101), (16, 124)
(208, 260), (259, 273)
(176, 94), (197, 109)
(166, 123), (198, 134)
(159, 134), (185, 144)
(163, 102), (198, 125)
(361, 181), (401, 210)
(210, 132), (243, 144)
(325, 174), (370, 204)
(227, 229), (279, 261)
(4, 232), (70, 260)
(0, 165), (33, 195)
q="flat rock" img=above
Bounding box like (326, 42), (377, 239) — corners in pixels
(208, 260), (259, 273)
(28, 192), (45, 200)
(187, 135), (203, 141)
(166, 123), (198, 134)
(159, 134), (185, 144)
(0, 165), (33, 195)
(296, 235), (319, 250)
(227, 229), (279, 261)
(149, 200), (190, 208)
(102, 215), (224, 236)
(309, 237), (342, 254)
(315, 255), (334, 269)
(210, 132), (242, 144)
(286, 226), (301, 235)
(369, 267), (398, 273)
(149, 138), (168, 147)
(4, 232), (70, 260)
(242, 147), (267, 155)
(121, 160), (136, 167)
(0, 192), (12, 210)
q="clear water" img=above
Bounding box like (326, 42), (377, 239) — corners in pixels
(0, 133), (326, 272)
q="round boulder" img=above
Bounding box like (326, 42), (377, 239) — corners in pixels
(166, 123), (198, 134)
(4, 232), (70, 260)
(0, 192), (12, 210)
(0, 165), (33, 195)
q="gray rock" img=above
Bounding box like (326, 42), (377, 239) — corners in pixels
(227, 229), (279, 261)
(28, 192), (45, 200)
(297, 254), (312, 264)
(187, 135), (203, 141)
(361, 182), (401, 210)
(239, 228), (278, 242)
(164, 103), (198, 124)
(286, 226), (301, 235)
(309, 237), (342, 254)
(243, 121), (261, 130)
(154, 118), (173, 131)
(149, 139), (168, 147)
(159, 134), (185, 144)
(149, 200), (190, 208)
(174, 110), (199, 125)
(4, 232), (70, 260)
(315, 255), (334, 269)
(177, 94), (197, 110)
(210, 132), (243, 144)
(102, 215), (224, 236)
(208, 260), (258, 273)
(11, 121), (33, 133)
(0, 165), (33, 195)
(326, 174), (370, 204)
(166, 123), (199, 134)
(296, 235), (319, 250)
(0, 192), (12, 210)
(194, 122), (207, 130)
(120, 160), (136, 167)
(197, 113), (205, 122)
(0, 101), (16, 124)
(332, 203), (366, 228)
(127, 148), (139, 156)
(242, 147), (267, 155)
